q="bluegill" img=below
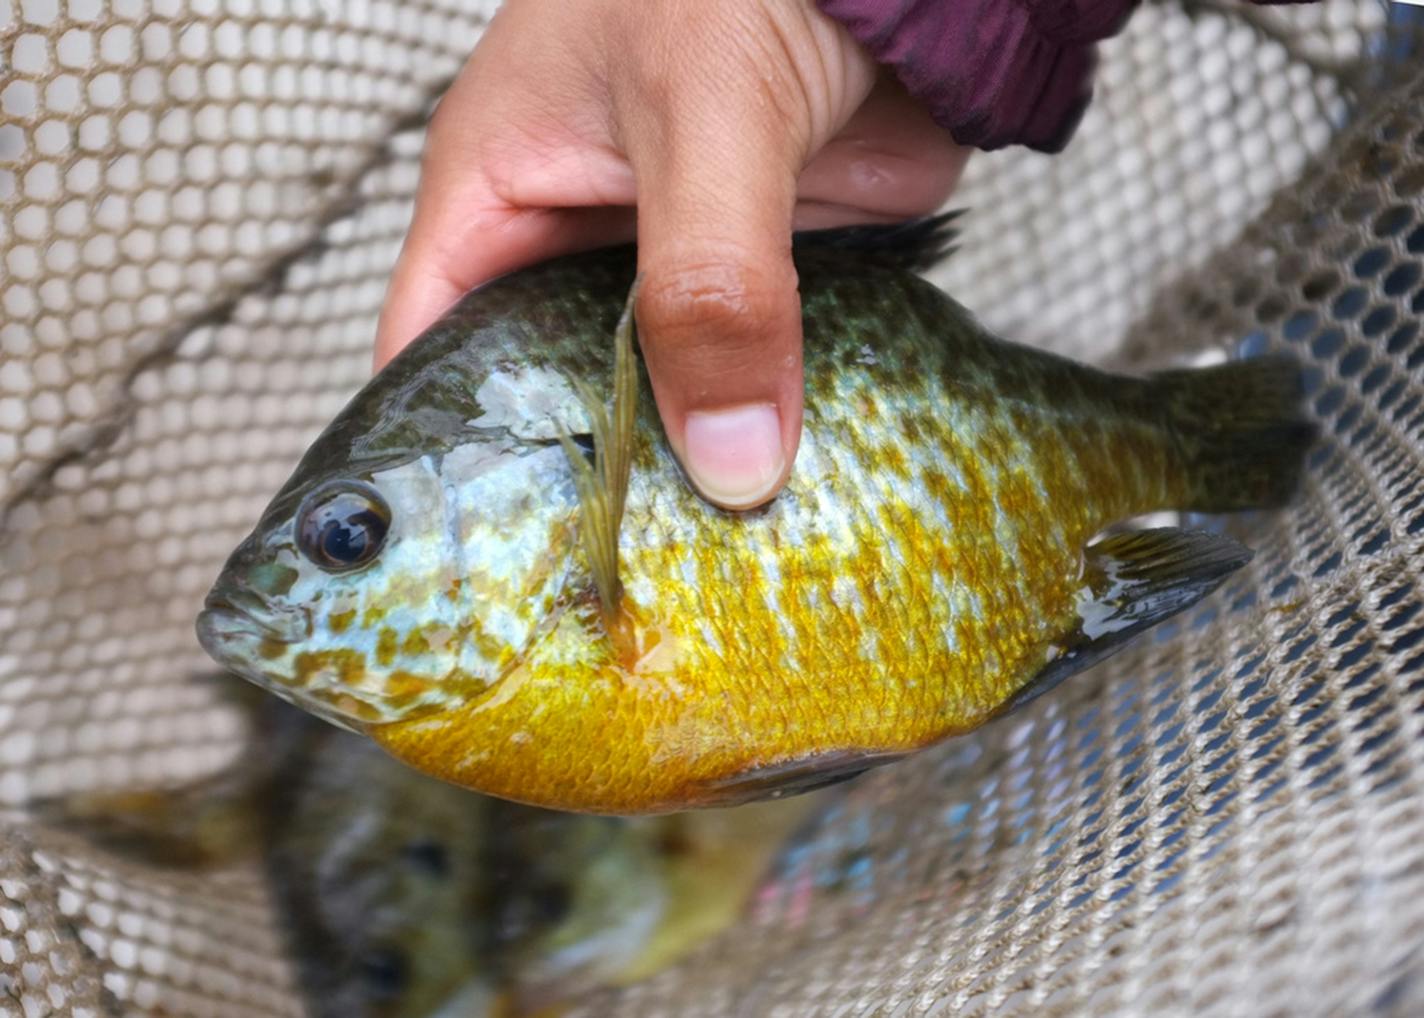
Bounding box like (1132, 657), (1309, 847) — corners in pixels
(196, 215), (1312, 814)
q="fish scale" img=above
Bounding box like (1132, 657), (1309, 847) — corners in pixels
(197, 216), (1312, 814)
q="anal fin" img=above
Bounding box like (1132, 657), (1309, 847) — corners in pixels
(1005, 528), (1253, 714)
(695, 749), (908, 807)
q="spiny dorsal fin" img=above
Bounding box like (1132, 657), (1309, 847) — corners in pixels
(1003, 528), (1253, 715)
(559, 283), (638, 623)
(791, 210), (964, 273)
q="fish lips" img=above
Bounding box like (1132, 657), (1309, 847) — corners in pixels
(195, 586), (305, 665)
(195, 601), (353, 731)
(195, 605), (269, 657)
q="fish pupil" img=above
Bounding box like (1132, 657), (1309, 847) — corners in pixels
(321, 514), (373, 564)
(295, 482), (390, 572)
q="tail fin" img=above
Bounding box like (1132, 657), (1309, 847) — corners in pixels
(1152, 354), (1316, 512)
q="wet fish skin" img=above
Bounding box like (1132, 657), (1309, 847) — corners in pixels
(197, 217), (1310, 814)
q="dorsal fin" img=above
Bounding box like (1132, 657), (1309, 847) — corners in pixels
(792, 210), (964, 273)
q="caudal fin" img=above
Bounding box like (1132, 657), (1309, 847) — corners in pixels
(1152, 354), (1316, 512)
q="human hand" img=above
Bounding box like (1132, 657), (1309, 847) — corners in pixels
(375, 0), (969, 509)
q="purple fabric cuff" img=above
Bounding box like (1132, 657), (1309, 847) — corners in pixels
(818, 0), (1139, 152)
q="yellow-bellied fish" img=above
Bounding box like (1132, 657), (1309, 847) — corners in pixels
(196, 215), (1312, 814)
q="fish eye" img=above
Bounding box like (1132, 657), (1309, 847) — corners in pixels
(355, 946), (408, 1000)
(296, 482), (391, 572)
(400, 838), (449, 878)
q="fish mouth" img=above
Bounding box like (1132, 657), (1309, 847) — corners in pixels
(199, 584), (309, 644)
(196, 605), (264, 649)
(195, 587), (302, 661)
(197, 609), (358, 734)
(195, 602), (369, 735)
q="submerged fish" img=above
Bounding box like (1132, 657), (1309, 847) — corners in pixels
(197, 215), (1312, 814)
(260, 706), (817, 1016)
(47, 695), (817, 1017)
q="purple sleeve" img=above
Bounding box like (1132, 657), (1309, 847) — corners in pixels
(817, 0), (1139, 152)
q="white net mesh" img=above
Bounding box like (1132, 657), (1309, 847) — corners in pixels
(2, 0), (1423, 1014)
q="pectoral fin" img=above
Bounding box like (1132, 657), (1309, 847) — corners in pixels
(34, 775), (267, 868)
(559, 283), (639, 622)
(1006, 528), (1253, 714)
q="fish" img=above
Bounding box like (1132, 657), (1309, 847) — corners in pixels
(36, 702), (504, 1017)
(262, 708), (816, 1016)
(253, 703), (498, 1018)
(43, 694), (819, 1017)
(196, 214), (1314, 815)
(484, 788), (821, 1007)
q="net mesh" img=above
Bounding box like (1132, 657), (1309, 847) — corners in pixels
(1, 0), (1422, 1014)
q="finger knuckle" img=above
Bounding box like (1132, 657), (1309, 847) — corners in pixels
(637, 258), (796, 363)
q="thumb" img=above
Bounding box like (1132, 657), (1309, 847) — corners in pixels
(635, 171), (803, 512)
(620, 63), (811, 511)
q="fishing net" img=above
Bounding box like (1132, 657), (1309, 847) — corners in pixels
(1, 0), (1422, 1014)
